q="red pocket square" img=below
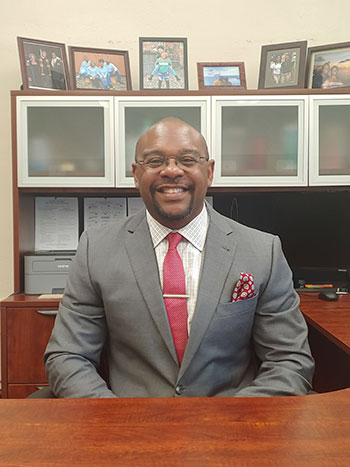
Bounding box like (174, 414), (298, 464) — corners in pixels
(232, 273), (255, 302)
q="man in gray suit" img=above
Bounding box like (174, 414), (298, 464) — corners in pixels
(44, 117), (314, 398)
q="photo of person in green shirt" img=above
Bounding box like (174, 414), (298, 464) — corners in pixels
(148, 52), (181, 88)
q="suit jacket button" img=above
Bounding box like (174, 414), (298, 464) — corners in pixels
(175, 385), (183, 395)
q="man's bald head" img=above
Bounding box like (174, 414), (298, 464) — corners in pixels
(135, 117), (209, 161)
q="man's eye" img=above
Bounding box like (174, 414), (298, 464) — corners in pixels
(180, 157), (196, 165)
(146, 157), (164, 166)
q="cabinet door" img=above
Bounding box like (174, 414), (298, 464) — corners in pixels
(309, 95), (350, 185)
(212, 95), (308, 187)
(17, 96), (115, 187)
(115, 96), (211, 186)
(6, 308), (56, 383)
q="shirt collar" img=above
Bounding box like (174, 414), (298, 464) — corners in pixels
(146, 204), (208, 252)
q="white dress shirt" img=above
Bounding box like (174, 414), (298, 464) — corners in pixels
(146, 205), (209, 333)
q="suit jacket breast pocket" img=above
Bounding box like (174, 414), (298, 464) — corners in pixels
(215, 293), (259, 318)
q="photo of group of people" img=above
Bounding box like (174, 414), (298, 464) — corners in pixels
(140, 39), (187, 90)
(18, 37), (350, 93)
(258, 41), (307, 89)
(72, 52), (128, 90)
(20, 39), (68, 90)
(265, 49), (298, 87)
(310, 48), (350, 89)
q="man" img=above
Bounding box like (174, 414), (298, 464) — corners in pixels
(51, 52), (65, 90)
(79, 56), (90, 78)
(96, 59), (113, 89)
(105, 60), (122, 84)
(44, 117), (314, 398)
(281, 53), (293, 84)
(38, 49), (52, 88)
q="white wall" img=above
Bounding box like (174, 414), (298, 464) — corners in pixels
(1, 0), (350, 301)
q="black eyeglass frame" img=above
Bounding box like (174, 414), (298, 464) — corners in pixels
(135, 154), (209, 170)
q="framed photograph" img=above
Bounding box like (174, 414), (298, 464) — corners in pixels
(69, 46), (131, 91)
(17, 36), (70, 90)
(306, 42), (350, 89)
(197, 62), (246, 90)
(258, 41), (307, 89)
(139, 37), (188, 90)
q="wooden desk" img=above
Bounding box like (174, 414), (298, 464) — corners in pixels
(0, 391), (350, 466)
(299, 293), (350, 393)
(2, 292), (350, 398)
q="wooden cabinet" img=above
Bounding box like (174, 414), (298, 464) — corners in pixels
(1, 295), (58, 398)
(4, 88), (350, 398)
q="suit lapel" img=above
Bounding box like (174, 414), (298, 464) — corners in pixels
(125, 210), (178, 363)
(179, 207), (238, 377)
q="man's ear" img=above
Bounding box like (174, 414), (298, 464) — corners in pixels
(132, 163), (139, 189)
(207, 159), (215, 187)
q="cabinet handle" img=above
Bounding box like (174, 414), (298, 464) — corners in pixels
(36, 309), (58, 316)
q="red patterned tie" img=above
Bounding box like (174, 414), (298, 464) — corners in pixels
(163, 232), (188, 364)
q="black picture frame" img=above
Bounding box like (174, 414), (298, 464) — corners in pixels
(17, 36), (70, 90)
(258, 41), (307, 89)
(139, 37), (188, 90)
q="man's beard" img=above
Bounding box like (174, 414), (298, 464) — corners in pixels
(150, 187), (194, 222)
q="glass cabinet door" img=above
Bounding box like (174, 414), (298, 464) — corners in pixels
(115, 96), (211, 186)
(309, 95), (350, 186)
(17, 96), (115, 187)
(212, 96), (308, 187)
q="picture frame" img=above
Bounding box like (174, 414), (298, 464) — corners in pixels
(197, 62), (246, 90)
(69, 46), (132, 91)
(306, 42), (350, 90)
(139, 37), (188, 90)
(17, 36), (70, 90)
(258, 41), (307, 89)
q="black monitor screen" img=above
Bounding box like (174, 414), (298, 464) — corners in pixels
(214, 191), (350, 271)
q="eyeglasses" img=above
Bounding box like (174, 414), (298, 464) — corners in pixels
(136, 153), (208, 170)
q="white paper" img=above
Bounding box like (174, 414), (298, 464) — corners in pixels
(84, 197), (127, 229)
(127, 197), (145, 216)
(35, 197), (79, 251)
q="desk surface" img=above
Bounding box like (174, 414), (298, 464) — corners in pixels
(299, 293), (350, 354)
(1, 391), (350, 466)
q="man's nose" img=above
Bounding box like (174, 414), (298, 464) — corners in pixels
(160, 158), (184, 176)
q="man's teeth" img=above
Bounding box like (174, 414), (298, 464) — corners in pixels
(162, 187), (184, 193)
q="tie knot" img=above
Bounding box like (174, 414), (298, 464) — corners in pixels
(167, 232), (182, 250)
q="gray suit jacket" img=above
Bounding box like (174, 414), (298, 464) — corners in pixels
(44, 204), (314, 398)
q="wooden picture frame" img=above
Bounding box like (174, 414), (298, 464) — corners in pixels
(17, 36), (70, 90)
(197, 62), (246, 90)
(258, 41), (307, 89)
(139, 37), (188, 90)
(306, 42), (350, 89)
(69, 46), (131, 91)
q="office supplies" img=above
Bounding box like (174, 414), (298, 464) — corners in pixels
(318, 290), (338, 301)
(24, 253), (75, 294)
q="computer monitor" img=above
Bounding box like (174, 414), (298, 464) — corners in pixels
(214, 190), (350, 288)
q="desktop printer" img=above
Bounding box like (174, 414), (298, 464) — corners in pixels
(24, 253), (76, 294)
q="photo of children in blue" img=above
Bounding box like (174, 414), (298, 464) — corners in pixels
(76, 54), (125, 90)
